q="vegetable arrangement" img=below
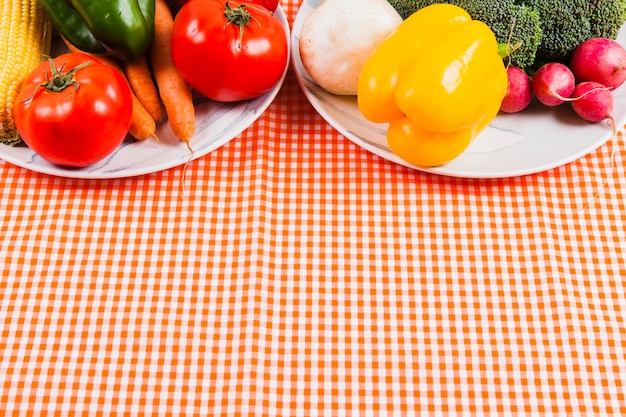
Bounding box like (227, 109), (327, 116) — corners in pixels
(389, 0), (543, 71)
(0, 0), (289, 169)
(502, 37), (626, 125)
(357, 4), (507, 167)
(385, 0), (626, 153)
(2, 0), (626, 172)
(387, 0), (626, 72)
(300, 0), (626, 168)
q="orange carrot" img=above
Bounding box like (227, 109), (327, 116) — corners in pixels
(61, 37), (157, 141)
(128, 94), (158, 140)
(124, 56), (164, 124)
(149, 0), (195, 147)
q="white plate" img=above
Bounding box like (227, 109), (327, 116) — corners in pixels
(0, 5), (290, 179)
(292, 0), (626, 178)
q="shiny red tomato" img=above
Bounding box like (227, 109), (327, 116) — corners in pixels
(173, 0), (279, 12)
(14, 53), (132, 167)
(249, 0), (279, 12)
(171, 0), (288, 102)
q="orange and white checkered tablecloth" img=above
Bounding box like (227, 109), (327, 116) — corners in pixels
(1, 2), (626, 415)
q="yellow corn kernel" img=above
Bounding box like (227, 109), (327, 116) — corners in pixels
(0, 0), (51, 145)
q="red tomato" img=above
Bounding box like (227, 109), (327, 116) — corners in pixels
(14, 53), (132, 167)
(173, 0), (279, 12)
(171, 0), (288, 102)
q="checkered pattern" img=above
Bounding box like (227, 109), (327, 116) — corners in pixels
(1, 2), (626, 415)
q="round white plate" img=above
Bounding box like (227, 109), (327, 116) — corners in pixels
(292, 0), (626, 178)
(0, 5), (290, 179)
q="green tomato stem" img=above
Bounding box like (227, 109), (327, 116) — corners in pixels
(43, 58), (92, 93)
(224, 2), (252, 48)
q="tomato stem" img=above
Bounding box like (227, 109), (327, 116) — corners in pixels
(43, 58), (92, 93)
(224, 2), (254, 48)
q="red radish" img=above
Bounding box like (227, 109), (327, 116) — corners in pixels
(532, 62), (576, 106)
(570, 81), (614, 123)
(500, 66), (534, 113)
(570, 38), (626, 90)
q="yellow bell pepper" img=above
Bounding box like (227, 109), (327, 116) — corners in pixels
(357, 4), (508, 167)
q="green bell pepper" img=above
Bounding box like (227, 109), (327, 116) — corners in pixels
(41, 0), (155, 62)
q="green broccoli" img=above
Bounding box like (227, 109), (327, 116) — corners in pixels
(517, 0), (626, 62)
(589, 0), (626, 40)
(517, 0), (590, 61)
(386, 0), (543, 70)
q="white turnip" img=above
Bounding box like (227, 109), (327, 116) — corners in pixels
(570, 81), (614, 123)
(500, 66), (534, 113)
(570, 38), (626, 90)
(531, 62), (575, 106)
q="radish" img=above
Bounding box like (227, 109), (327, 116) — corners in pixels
(570, 38), (626, 90)
(531, 62), (576, 106)
(500, 66), (534, 113)
(570, 81), (614, 123)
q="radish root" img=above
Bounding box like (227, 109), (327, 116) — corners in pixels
(548, 85), (613, 103)
(577, 116), (619, 213)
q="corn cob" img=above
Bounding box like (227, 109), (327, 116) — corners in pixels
(0, 0), (51, 145)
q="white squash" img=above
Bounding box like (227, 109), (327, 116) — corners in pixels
(299, 0), (403, 96)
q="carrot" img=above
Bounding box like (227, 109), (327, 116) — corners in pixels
(124, 56), (164, 124)
(150, 0), (195, 148)
(127, 93), (158, 140)
(61, 37), (157, 140)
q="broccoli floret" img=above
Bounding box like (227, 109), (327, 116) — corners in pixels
(518, 0), (591, 61)
(517, 0), (626, 62)
(590, 0), (626, 40)
(386, 0), (542, 70)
